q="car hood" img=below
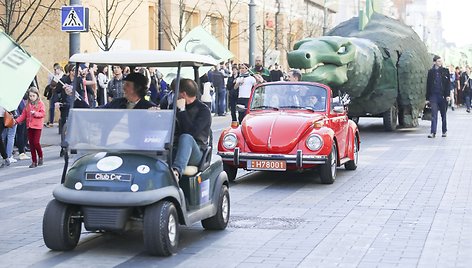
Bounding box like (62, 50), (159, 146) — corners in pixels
(242, 112), (323, 153)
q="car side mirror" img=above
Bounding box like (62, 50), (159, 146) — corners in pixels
(333, 106), (345, 114)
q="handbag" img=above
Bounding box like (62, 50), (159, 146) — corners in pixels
(422, 104), (432, 121)
(4, 111), (14, 128)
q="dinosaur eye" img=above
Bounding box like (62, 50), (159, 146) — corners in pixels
(337, 46), (347, 54)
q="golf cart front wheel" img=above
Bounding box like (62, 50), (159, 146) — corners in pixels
(202, 184), (230, 230)
(42, 199), (82, 251)
(143, 201), (179, 256)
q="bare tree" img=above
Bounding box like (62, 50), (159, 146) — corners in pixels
(0, 0), (58, 44)
(211, 0), (248, 51)
(89, 0), (143, 51)
(161, 0), (213, 49)
(303, 1), (324, 38)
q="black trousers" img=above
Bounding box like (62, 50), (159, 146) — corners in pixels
(430, 99), (447, 134)
(237, 98), (249, 124)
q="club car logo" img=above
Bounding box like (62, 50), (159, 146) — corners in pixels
(86, 173), (131, 181)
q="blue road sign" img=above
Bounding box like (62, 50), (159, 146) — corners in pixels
(61, 6), (89, 32)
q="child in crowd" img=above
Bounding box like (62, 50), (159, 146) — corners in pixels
(15, 87), (45, 168)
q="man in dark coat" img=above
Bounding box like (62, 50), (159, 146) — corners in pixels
(426, 55), (450, 138)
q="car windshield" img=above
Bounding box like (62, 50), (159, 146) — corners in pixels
(250, 84), (327, 112)
(66, 109), (173, 152)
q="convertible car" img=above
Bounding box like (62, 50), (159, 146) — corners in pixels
(217, 81), (360, 184)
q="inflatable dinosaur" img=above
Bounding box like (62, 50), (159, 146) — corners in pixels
(287, 12), (430, 131)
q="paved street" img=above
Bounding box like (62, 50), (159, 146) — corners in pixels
(1, 109), (471, 268)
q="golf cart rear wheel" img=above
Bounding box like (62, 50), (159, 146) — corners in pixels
(202, 184), (230, 230)
(143, 201), (179, 256)
(42, 199), (82, 251)
(319, 143), (337, 184)
(223, 163), (237, 182)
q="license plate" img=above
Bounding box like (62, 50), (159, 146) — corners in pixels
(85, 173), (132, 182)
(247, 160), (286, 171)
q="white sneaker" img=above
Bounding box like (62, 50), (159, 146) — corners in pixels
(19, 153), (30, 160)
(8, 157), (17, 163)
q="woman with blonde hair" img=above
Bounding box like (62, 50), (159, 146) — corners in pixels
(15, 87), (45, 168)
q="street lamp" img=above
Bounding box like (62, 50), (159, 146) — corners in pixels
(249, 0), (256, 66)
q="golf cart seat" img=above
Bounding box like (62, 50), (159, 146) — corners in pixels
(182, 146), (213, 176)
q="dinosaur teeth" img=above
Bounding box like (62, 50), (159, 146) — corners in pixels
(305, 63), (325, 73)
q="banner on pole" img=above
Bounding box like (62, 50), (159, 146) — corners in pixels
(0, 31), (41, 111)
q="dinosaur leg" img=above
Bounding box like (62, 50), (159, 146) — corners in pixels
(396, 51), (426, 128)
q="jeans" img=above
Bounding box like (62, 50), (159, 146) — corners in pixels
(217, 88), (227, 115)
(0, 118), (7, 159)
(48, 93), (58, 123)
(172, 134), (203, 175)
(465, 93), (471, 110)
(27, 128), (43, 164)
(2, 124), (17, 158)
(430, 99), (447, 134)
(15, 122), (27, 154)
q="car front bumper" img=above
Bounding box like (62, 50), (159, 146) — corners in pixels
(218, 148), (327, 168)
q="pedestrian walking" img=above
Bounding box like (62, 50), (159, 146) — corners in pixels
(460, 66), (472, 112)
(426, 55), (450, 138)
(1, 104), (19, 163)
(235, 63), (257, 124)
(15, 96), (30, 161)
(15, 87), (45, 168)
(45, 63), (63, 127)
(209, 66), (226, 116)
(227, 66), (239, 125)
(96, 65), (109, 106)
(0, 106), (11, 168)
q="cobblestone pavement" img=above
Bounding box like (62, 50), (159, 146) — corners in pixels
(1, 110), (471, 268)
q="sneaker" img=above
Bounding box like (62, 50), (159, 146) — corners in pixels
(5, 158), (10, 166)
(442, 133), (447, 137)
(8, 157), (17, 163)
(29, 162), (37, 168)
(428, 133), (436, 138)
(38, 158), (43, 166)
(171, 168), (180, 184)
(19, 153), (30, 160)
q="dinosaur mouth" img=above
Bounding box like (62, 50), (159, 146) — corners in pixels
(302, 63), (348, 86)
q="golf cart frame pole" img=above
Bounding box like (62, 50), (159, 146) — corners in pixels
(61, 62), (81, 183)
(168, 62), (183, 166)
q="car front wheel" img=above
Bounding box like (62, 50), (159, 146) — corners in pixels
(143, 201), (179, 256)
(223, 163), (238, 182)
(319, 143), (337, 184)
(345, 136), (359, 170)
(42, 199), (82, 251)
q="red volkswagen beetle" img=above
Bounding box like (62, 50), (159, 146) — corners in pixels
(217, 82), (360, 184)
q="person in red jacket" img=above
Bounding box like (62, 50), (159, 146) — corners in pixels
(15, 87), (45, 168)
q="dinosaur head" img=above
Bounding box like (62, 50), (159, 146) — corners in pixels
(287, 37), (356, 87)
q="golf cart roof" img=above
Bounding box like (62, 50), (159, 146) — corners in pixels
(69, 50), (218, 67)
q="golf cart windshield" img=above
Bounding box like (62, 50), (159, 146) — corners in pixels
(66, 109), (173, 152)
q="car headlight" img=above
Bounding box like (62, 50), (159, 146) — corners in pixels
(223, 133), (238, 150)
(306, 134), (323, 151)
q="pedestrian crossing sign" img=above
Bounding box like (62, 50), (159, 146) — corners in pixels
(61, 6), (89, 32)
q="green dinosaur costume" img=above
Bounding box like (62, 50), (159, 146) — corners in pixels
(287, 13), (430, 131)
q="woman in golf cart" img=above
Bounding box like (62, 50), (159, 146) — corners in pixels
(72, 72), (156, 109)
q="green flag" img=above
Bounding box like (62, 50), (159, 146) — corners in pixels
(0, 31), (41, 111)
(175, 26), (234, 61)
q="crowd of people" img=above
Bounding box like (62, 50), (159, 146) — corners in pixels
(0, 56), (301, 169)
